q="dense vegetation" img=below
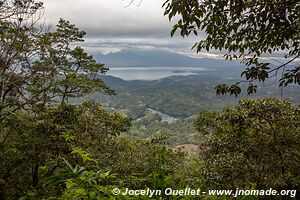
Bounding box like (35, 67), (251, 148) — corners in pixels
(195, 98), (300, 191)
(95, 75), (239, 118)
(96, 75), (300, 119)
(0, 1), (299, 200)
(93, 75), (300, 149)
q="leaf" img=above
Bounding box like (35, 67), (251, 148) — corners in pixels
(170, 25), (178, 37)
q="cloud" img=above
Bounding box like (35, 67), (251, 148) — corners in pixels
(81, 46), (123, 55)
(40, 0), (205, 55)
(40, 0), (292, 61)
(69, 35), (199, 56)
(42, 0), (173, 37)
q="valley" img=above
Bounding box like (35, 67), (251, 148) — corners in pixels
(84, 69), (300, 148)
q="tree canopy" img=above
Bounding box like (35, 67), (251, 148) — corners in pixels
(163, 0), (300, 95)
(0, 2), (117, 198)
(194, 97), (300, 190)
(0, 0), (43, 20)
(0, 13), (113, 119)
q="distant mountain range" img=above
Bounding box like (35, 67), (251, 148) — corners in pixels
(92, 48), (243, 69)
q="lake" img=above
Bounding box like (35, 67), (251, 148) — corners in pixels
(106, 67), (212, 80)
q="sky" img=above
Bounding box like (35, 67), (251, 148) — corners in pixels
(40, 0), (214, 57)
(39, 0), (287, 62)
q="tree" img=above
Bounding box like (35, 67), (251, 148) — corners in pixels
(0, 101), (132, 199)
(163, 0), (300, 95)
(0, 1), (43, 118)
(0, 16), (113, 149)
(0, 0), (43, 20)
(33, 19), (114, 105)
(194, 98), (300, 190)
(0, 18), (113, 117)
(0, 2), (118, 198)
(0, 1), (44, 116)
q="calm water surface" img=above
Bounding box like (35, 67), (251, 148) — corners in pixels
(147, 108), (177, 124)
(107, 67), (211, 80)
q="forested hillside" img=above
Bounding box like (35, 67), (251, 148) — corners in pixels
(95, 74), (300, 119)
(0, 0), (299, 200)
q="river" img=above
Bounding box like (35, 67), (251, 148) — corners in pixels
(147, 108), (177, 124)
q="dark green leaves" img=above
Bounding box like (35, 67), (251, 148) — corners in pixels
(194, 98), (300, 189)
(279, 67), (300, 87)
(247, 84), (257, 95)
(34, 20), (114, 104)
(215, 84), (229, 96)
(241, 64), (270, 82)
(215, 84), (241, 96)
(228, 84), (242, 96)
(163, 0), (300, 95)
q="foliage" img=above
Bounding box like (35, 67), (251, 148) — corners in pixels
(126, 113), (203, 147)
(0, 3), (119, 198)
(0, 101), (131, 199)
(194, 98), (300, 191)
(45, 129), (187, 200)
(48, 158), (115, 200)
(0, 0), (43, 20)
(1, 1), (300, 200)
(0, 16), (112, 122)
(34, 19), (114, 104)
(163, 0), (300, 95)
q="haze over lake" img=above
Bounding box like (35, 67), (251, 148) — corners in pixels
(106, 67), (213, 80)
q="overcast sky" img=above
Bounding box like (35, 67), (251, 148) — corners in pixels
(39, 0), (215, 57)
